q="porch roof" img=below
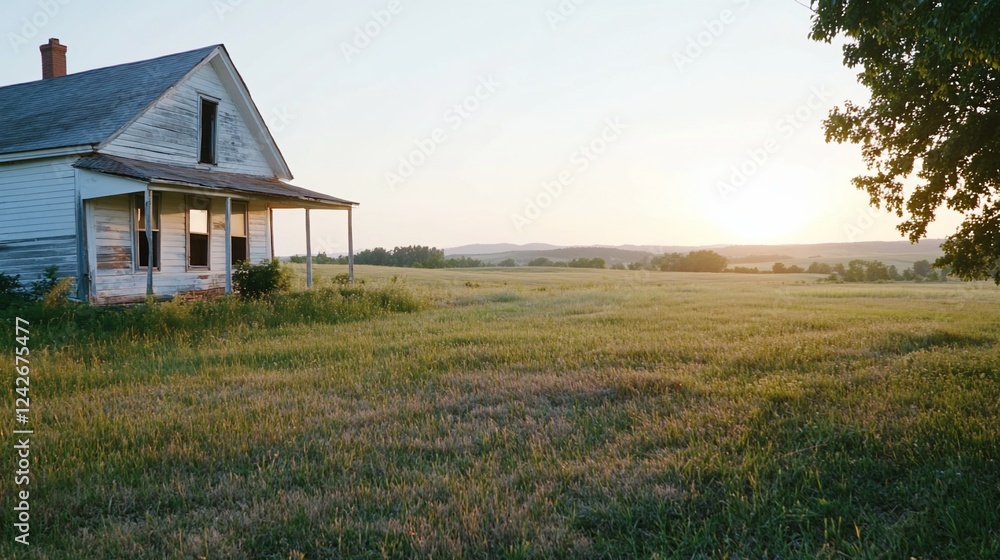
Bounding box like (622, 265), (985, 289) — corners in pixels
(73, 153), (357, 208)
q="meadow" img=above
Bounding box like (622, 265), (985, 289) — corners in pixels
(2, 266), (999, 559)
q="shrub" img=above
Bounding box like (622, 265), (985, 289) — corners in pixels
(233, 259), (292, 300)
(43, 277), (73, 308)
(30, 265), (61, 299)
(332, 273), (353, 286)
(0, 272), (26, 308)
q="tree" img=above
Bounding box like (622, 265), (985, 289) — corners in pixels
(496, 258), (517, 267)
(528, 257), (553, 267)
(810, 1), (1000, 282)
(772, 262), (788, 274)
(650, 253), (685, 272)
(807, 262), (832, 274)
(679, 250), (728, 273)
(912, 259), (933, 278)
(568, 257), (605, 269)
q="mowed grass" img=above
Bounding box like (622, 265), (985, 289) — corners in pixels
(1, 266), (999, 559)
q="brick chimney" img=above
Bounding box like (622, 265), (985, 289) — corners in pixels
(40, 38), (67, 79)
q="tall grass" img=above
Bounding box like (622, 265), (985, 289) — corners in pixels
(1, 269), (998, 559)
(1, 285), (426, 349)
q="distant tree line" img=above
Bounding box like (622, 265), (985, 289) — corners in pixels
(527, 257), (606, 269)
(728, 258), (950, 282)
(290, 246), (487, 269)
(648, 250), (729, 273)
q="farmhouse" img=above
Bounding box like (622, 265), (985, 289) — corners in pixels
(0, 39), (356, 304)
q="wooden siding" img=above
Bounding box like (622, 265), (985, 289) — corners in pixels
(87, 192), (272, 304)
(0, 157), (77, 242)
(100, 61), (275, 177)
(0, 236), (78, 286)
(248, 200), (269, 263)
(0, 157), (80, 284)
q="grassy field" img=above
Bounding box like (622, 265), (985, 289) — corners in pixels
(2, 266), (999, 559)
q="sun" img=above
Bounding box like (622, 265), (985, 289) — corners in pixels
(711, 164), (827, 244)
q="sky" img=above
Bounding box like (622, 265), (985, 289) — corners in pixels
(2, 0), (963, 256)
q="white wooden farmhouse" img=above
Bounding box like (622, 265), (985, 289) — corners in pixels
(0, 39), (356, 304)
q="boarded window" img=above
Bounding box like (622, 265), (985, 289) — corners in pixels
(188, 201), (210, 268)
(199, 98), (218, 164)
(231, 201), (248, 265)
(134, 193), (160, 269)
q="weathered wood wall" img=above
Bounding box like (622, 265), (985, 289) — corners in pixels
(101, 60), (274, 177)
(88, 191), (270, 304)
(0, 156), (80, 285)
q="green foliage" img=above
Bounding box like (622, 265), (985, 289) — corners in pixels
(730, 266), (761, 274)
(568, 257), (605, 269)
(528, 257), (554, 267)
(305, 245), (464, 269)
(331, 273), (353, 286)
(807, 261), (833, 275)
(1, 266), (71, 309)
(30, 265), (61, 299)
(233, 259), (292, 300)
(652, 250), (728, 273)
(823, 259), (948, 283)
(0, 272), (27, 308)
(1, 284), (426, 352)
(610, 263), (626, 270)
(43, 277), (73, 308)
(496, 258), (517, 267)
(810, 1), (1000, 282)
(443, 256), (484, 268)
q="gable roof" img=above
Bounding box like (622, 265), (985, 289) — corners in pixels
(0, 44), (293, 179)
(74, 153), (356, 208)
(0, 46), (216, 156)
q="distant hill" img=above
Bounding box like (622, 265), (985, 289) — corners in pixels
(713, 240), (944, 260)
(452, 247), (656, 265)
(440, 240), (946, 268)
(445, 243), (563, 255)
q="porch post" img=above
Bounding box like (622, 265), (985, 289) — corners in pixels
(224, 197), (232, 295)
(305, 208), (313, 289)
(145, 188), (153, 297)
(347, 207), (354, 284)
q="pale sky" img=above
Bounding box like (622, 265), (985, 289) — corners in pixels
(2, 0), (962, 255)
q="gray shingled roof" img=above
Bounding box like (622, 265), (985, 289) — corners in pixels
(74, 154), (357, 207)
(0, 45), (218, 155)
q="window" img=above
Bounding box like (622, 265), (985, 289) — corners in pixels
(134, 193), (160, 270)
(188, 199), (210, 268)
(231, 201), (248, 265)
(199, 97), (218, 164)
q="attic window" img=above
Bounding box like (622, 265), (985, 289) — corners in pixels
(199, 97), (218, 164)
